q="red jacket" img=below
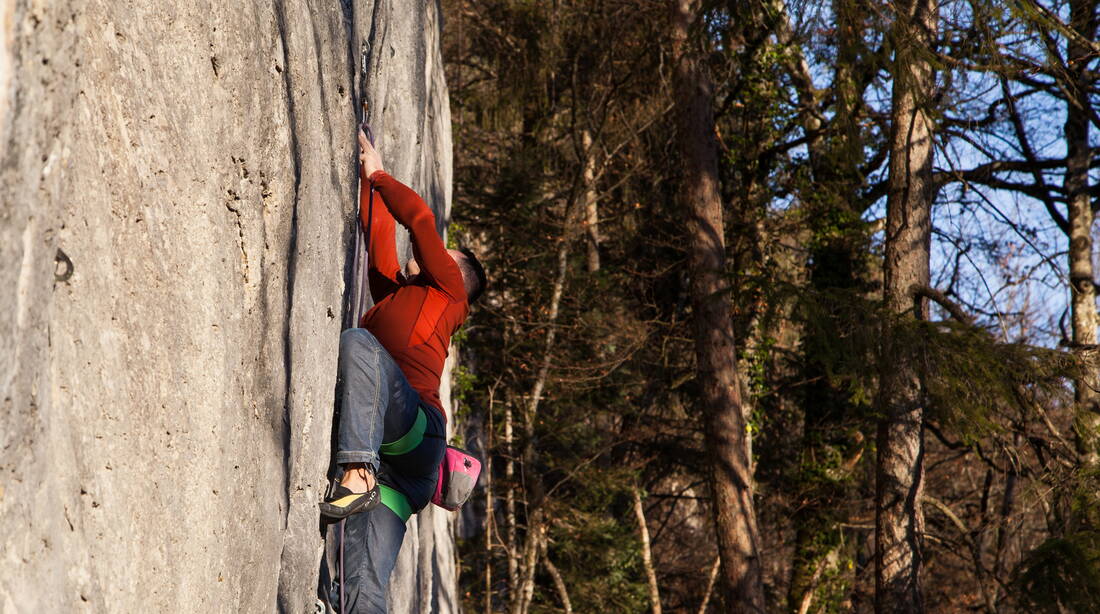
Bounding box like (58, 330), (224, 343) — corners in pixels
(359, 170), (468, 417)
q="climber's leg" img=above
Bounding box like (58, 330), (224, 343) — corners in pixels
(328, 500), (409, 614)
(323, 353), (444, 610)
(325, 435), (442, 610)
(334, 328), (424, 472)
(324, 328), (424, 518)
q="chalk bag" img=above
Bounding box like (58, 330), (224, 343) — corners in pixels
(432, 446), (482, 511)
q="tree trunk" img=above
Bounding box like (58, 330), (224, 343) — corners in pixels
(485, 386), (497, 614)
(1066, 0), (1100, 469)
(509, 235), (570, 614)
(698, 556), (722, 614)
(875, 0), (936, 611)
(782, 0), (872, 608)
(505, 400), (519, 595)
(671, 1), (766, 611)
(582, 129), (601, 273)
(633, 487), (663, 614)
(512, 512), (543, 614)
(541, 534), (574, 614)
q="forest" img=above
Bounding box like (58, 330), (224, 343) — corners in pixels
(441, 0), (1100, 612)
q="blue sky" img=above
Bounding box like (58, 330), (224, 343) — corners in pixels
(781, 0), (1099, 347)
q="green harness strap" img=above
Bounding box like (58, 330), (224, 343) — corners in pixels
(374, 406), (428, 521)
(379, 485), (412, 521)
(379, 406), (427, 456)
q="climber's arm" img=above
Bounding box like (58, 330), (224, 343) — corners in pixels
(367, 170), (466, 301)
(358, 129), (402, 301)
(361, 176), (402, 301)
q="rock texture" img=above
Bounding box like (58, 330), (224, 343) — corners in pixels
(0, 0), (456, 612)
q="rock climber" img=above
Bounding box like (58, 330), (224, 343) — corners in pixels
(319, 128), (486, 610)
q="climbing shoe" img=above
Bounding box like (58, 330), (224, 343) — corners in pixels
(319, 483), (381, 519)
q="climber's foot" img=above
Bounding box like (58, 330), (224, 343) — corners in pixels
(319, 484), (380, 519)
(320, 464), (380, 519)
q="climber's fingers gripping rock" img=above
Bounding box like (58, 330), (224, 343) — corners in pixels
(359, 128), (384, 179)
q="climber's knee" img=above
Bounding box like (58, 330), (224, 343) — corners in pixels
(340, 328), (387, 367)
(340, 327), (381, 353)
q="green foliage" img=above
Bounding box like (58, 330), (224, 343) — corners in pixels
(915, 321), (1080, 440)
(793, 287), (882, 409)
(541, 494), (649, 613)
(794, 285), (1080, 443)
(446, 221), (467, 250)
(1012, 531), (1100, 613)
(450, 362), (477, 421)
(451, 323), (470, 347)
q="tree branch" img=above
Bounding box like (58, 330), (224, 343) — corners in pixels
(910, 285), (974, 325)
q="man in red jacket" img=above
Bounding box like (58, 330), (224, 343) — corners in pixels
(320, 129), (485, 612)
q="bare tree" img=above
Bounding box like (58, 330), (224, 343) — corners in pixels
(633, 486), (662, 614)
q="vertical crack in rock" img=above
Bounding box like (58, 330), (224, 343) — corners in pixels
(304, 8), (338, 194)
(361, 1), (383, 105)
(273, 0), (302, 536)
(272, 3), (305, 611)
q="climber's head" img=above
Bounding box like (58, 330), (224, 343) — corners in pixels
(403, 248), (487, 304)
(452, 247), (487, 304)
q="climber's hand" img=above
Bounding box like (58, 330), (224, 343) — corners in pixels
(359, 129), (384, 179)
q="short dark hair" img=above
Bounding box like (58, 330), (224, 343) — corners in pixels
(457, 247), (487, 304)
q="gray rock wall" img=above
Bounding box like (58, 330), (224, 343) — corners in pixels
(0, 0), (456, 611)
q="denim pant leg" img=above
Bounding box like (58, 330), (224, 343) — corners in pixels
(326, 506), (407, 614)
(336, 328), (422, 471)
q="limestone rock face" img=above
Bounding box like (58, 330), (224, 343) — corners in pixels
(0, 0), (455, 612)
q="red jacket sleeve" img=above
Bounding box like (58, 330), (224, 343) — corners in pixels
(369, 171), (467, 302)
(361, 174), (402, 302)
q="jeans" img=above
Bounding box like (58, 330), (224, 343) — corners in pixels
(325, 328), (446, 613)
(324, 506), (407, 614)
